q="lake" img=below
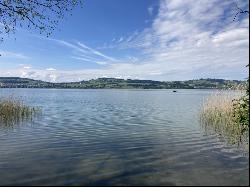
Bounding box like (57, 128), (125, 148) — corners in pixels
(0, 89), (249, 186)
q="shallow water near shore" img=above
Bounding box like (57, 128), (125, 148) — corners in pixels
(0, 89), (249, 186)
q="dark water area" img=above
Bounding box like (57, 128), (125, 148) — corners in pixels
(0, 89), (248, 186)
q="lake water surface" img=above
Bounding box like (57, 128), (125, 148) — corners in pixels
(0, 89), (249, 186)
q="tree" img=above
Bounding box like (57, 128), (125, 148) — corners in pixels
(232, 3), (249, 138)
(0, 0), (83, 42)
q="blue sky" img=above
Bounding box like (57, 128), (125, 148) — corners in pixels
(0, 0), (249, 82)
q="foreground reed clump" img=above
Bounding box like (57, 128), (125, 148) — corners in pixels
(200, 91), (249, 148)
(0, 97), (40, 125)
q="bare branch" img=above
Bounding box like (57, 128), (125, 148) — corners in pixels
(233, 1), (249, 21)
(0, 0), (83, 40)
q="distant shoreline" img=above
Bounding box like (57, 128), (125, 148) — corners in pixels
(0, 87), (237, 90)
(0, 77), (246, 89)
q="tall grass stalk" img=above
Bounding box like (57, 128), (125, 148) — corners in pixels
(0, 96), (40, 126)
(200, 91), (248, 149)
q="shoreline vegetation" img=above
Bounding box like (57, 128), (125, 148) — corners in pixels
(0, 77), (246, 89)
(0, 96), (41, 126)
(200, 86), (249, 151)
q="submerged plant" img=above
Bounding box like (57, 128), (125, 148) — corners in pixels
(0, 96), (41, 126)
(200, 91), (248, 149)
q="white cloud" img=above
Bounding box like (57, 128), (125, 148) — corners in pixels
(0, 50), (30, 59)
(23, 66), (31, 69)
(96, 61), (108, 65)
(46, 68), (56, 71)
(77, 42), (117, 62)
(48, 38), (119, 64)
(1, 0), (249, 82)
(117, 37), (124, 43)
(212, 28), (249, 45)
(72, 56), (108, 65)
(108, 0), (249, 80)
(148, 6), (154, 16)
(48, 74), (57, 82)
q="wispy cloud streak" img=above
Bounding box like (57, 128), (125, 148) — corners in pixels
(1, 0), (249, 82)
(0, 50), (30, 59)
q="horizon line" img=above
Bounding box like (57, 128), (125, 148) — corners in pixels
(0, 76), (246, 84)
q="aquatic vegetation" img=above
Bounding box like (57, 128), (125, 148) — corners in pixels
(0, 96), (41, 126)
(200, 91), (249, 149)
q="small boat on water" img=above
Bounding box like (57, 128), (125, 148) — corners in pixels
(173, 90), (177, 92)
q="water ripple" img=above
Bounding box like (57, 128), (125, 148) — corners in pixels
(0, 89), (248, 186)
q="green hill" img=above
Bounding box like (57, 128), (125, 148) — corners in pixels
(0, 77), (245, 89)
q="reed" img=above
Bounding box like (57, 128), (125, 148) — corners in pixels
(0, 96), (40, 125)
(200, 91), (248, 147)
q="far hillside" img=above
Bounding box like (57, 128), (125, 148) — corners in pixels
(0, 77), (246, 89)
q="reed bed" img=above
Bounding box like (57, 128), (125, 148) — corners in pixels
(0, 96), (40, 126)
(200, 91), (248, 148)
